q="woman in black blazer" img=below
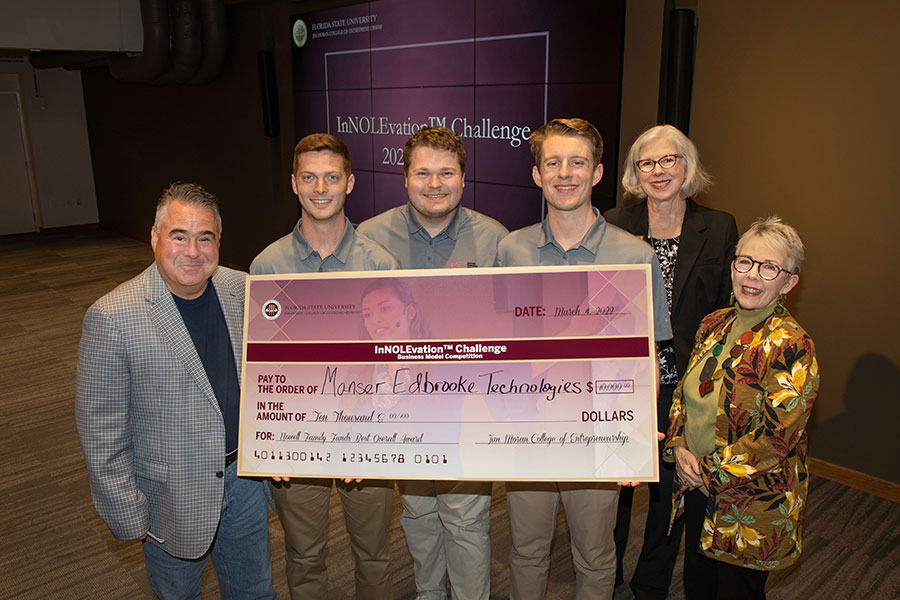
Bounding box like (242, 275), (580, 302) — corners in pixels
(605, 125), (737, 600)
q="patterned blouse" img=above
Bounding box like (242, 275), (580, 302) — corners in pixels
(664, 307), (819, 570)
(648, 236), (679, 385)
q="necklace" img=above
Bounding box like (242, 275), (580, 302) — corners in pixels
(697, 317), (767, 397)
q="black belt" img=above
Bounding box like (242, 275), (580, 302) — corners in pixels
(225, 450), (238, 467)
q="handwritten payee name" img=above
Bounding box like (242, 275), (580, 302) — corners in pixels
(322, 366), (582, 402)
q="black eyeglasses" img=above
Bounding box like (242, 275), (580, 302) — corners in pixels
(732, 255), (793, 281)
(634, 154), (682, 173)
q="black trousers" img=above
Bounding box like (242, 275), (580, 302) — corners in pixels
(682, 488), (769, 599)
(614, 384), (684, 599)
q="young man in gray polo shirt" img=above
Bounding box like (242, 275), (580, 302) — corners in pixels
(358, 127), (507, 600)
(497, 118), (672, 600)
(358, 126), (507, 270)
(250, 133), (398, 600)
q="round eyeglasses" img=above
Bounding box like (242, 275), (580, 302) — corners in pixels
(732, 255), (793, 281)
(635, 154), (682, 173)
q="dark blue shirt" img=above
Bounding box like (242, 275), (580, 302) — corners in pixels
(173, 282), (240, 454)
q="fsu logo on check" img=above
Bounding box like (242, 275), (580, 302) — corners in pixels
(262, 299), (281, 320)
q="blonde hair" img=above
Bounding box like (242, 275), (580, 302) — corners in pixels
(621, 124), (711, 199)
(737, 215), (806, 273)
(530, 118), (603, 169)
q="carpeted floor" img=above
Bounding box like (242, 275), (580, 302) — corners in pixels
(1, 229), (897, 599)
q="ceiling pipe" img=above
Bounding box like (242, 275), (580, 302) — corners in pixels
(109, 0), (170, 82)
(27, 0), (227, 85)
(154, 0), (203, 84)
(189, 0), (228, 84)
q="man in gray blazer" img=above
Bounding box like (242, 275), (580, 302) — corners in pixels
(75, 182), (276, 599)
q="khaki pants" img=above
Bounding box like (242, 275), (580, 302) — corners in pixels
(271, 478), (394, 600)
(398, 480), (493, 600)
(506, 482), (619, 600)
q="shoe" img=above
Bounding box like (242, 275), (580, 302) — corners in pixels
(614, 582), (636, 600)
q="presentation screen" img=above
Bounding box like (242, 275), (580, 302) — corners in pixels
(291, 0), (625, 230)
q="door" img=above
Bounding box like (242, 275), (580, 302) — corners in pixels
(0, 75), (39, 235)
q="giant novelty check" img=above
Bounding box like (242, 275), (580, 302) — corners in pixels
(238, 266), (659, 481)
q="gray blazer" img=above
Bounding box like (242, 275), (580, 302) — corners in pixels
(75, 263), (247, 559)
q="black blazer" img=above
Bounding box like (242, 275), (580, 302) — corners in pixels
(604, 198), (738, 377)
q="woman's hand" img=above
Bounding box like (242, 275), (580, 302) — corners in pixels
(673, 446), (703, 490)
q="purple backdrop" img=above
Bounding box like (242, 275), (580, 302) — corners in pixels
(292, 0), (625, 231)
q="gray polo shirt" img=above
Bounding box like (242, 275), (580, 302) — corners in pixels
(497, 209), (673, 341)
(249, 217), (399, 274)
(357, 204), (508, 269)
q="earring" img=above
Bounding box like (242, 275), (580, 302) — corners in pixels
(730, 290), (736, 306)
(774, 294), (786, 315)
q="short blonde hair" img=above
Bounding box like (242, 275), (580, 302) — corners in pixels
(621, 124), (711, 199)
(737, 216), (806, 273)
(530, 118), (603, 169)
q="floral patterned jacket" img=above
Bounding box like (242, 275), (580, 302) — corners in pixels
(664, 306), (819, 570)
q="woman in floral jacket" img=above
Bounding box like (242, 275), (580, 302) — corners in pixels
(664, 216), (819, 599)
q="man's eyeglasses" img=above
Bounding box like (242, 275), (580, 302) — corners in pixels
(635, 154), (682, 173)
(732, 255), (793, 281)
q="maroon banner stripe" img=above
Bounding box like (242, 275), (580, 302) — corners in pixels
(246, 337), (650, 363)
